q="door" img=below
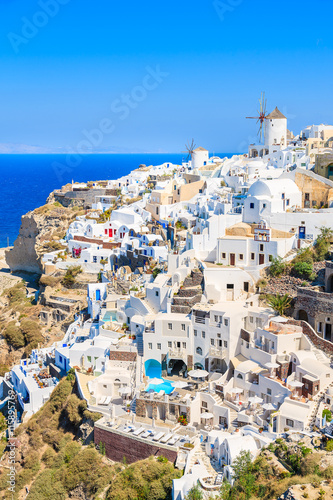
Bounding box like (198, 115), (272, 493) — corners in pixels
(325, 323), (332, 342)
(259, 254), (265, 265)
(298, 226), (306, 240)
(109, 229), (113, 237)
(96, 289), (101, 301)
(226, 284), (234, 301)
(230, 253), (235, 266)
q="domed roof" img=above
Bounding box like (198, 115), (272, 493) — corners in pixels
(247, 180), (272, 198)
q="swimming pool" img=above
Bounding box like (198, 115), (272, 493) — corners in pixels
(102, 311), (117, 322)
(146, 380), (174, 395)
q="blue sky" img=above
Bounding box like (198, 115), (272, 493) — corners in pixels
(0, 0), (332, 153)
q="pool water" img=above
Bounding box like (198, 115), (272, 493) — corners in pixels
(146, 380), (174, 395)
(102, 311), (117, 322)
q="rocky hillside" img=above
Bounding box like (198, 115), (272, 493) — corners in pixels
(0, 376), (180, 500)
(5, 204), (84, 274)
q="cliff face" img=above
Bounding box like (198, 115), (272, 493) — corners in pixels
(5, 205), (79, 273)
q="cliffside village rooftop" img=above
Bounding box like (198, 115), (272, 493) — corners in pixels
(3, 109), (333, 499)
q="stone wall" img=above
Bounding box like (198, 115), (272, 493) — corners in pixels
(287, 318), (333, 357)
(94, 426), (178, 464)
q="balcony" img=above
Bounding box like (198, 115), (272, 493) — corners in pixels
(254, 341), (275, 354)
(209, 347), (226, 358)
(168, 348), (186, 359)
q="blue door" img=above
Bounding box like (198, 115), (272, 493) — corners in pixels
(299, 226), (306, 239)
(96, 289), (101, 301)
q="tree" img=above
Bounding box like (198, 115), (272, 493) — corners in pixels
(314, 226), (333, 261)
(185, 484), (203, 500)
(153, 268), (162, 279)
(61, 265), (83, 288)
(269, 257), (285, 277)
(232, 450), (257, 500)
(267, 294), (292, 316)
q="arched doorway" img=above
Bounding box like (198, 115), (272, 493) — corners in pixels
(145, 359), (162, 379)
(298, 310), (308, 322)
(168, 359), (187, 376)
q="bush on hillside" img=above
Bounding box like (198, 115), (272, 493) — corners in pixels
(292, 261), (315, 280)
(3, 322), (25, 348)
(269, 257), (286, 277)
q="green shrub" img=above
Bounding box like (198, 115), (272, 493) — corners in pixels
(292, 261), (315, 280)
(26, 469), (67, 500)
(3, 321), (25, 348)
(326, 439), (333, 452)
(322, 408), (332, 422)
(269, 257), (286, 277)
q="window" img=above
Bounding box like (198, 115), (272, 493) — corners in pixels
(239, 254), (244, 260)
(87, 356), (91, 362)
(103, 384), (107, 388)
(251, 253), (255, 260)
(182, 342), (186, 348)
(269, 255), (273, 262)
(224, 319), (229, 326)
(281, 193), (285, 200)
(286, 199), (290, 206)
(221, 252), (226, 259)
(304, 193), (310, 201)
(202, 401), (208, 408)
(168, 341), (172, 347)
(224, 341), (228, 348)
(244, 282), (249, 292)
(250, 202), (254, 209)
(267, 388), (271, 395)
(286, 419), (294, 428)
(196, 347), (202, 355)
(263, 203), (266, 209)
(156, 207), (159, 215)
(155, 291), (159, 297)
(181, 324), (186, 331)
(157, 343), (161, 350)
(148, 343), (152, 350)
(318, 322), (322, 333)
(217, 333), (221, 338)
(237, 373), (243, 379)
(249, 316), (254, 324)
(93, 256), (97, 263)
(214, 315), (218, 322)
(202, 331), (206, 338)
(259, 244), (264, 251)
(194, 329), (197, 336)
(211, 339), (214, 346)
(168, 323), (172, 330)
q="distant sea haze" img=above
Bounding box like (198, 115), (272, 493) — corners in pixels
(0, 153), (233, 248)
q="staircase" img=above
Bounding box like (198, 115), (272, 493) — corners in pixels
(171, 269), (204, 314)
(130, 395), (137, 414)
(211, 393), (223, 406)
(229, 408), (239, 429)
(188, 443), (216, 478)
(136, 334), (144, 356)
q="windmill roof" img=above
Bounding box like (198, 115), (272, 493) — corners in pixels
(194, 147), (208, 152)
(267, 107), (286, 120)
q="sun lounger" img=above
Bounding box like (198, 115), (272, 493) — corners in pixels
(160, 433), (173, 443)
(105, 396), (112, 405)
(153, 432), (165, 442)
(158, 390), (165, 397)
(170, 391), (179, 399)
(133, 426), (145, 436)
(141, 429), (153, 439)
(123, 426), (132, 433)
(99, 396), (107, 405)
(168, 435), (179, 446)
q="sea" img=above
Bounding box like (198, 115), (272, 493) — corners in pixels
(0, 153), (233, 248)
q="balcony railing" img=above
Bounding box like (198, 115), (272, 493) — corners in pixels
(209, 347), (226, 358)
(168, 348), (185, 358)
